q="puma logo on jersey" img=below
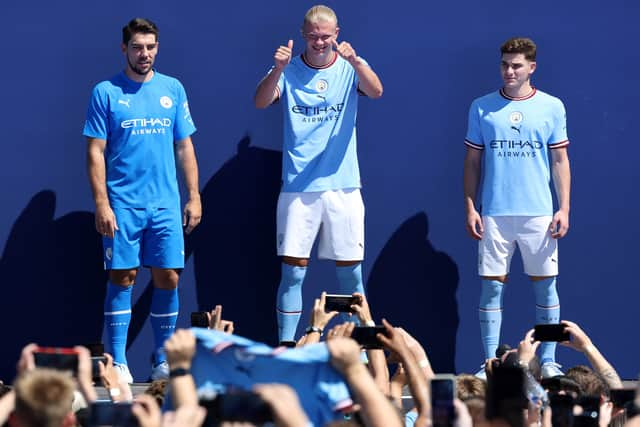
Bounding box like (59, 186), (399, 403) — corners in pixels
(118, 99), (131, 108)
(511, 125), (521, 134)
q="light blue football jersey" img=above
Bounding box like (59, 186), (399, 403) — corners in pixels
(188, 328), (353, 427)
(83, 71), (196, 209)
(465, 88), (569, 216)
(276, 53), (365, 192)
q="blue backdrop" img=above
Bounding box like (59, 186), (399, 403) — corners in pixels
(1, 0), (637, 381)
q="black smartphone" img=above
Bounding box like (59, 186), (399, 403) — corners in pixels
(34, 347), (79, 375)
(324, 294), (357, 313)
(351, 325), (386, 349)
(550, 392), (574, 427)
(431, 374), (456, 427)
(191, 311), (209, 328)
(534, 324), (570, 342)
(486, 365), (527, 426)
(84, 342), (104, 357)
(89, 402), (138, 427)
(610, 388), (636, 408)
(91, 356), (107, 382)
(200, 391), (273, 425)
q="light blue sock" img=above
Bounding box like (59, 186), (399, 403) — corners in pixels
(533, 277), (560, 364)
(276, 264), (307, 342)
(150, 288), (179, 364)
(104, 282), (132, 366)
(336, 263), (365, 323)
(479, 279), (505, 359)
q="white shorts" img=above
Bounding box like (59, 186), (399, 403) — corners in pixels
(478, 216), (558, 277)
(276, 189), (365, 261)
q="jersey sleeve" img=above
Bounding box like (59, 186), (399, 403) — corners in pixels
(548, 99), (569, 149)
(464, 99), (484, 150)
(173, 80), (197, 142)
(83, 84), (109, 140)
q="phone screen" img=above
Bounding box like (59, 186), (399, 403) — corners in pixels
(191, 311), (209, 328)
(351, 326), (385, 349)
(34, 347), (79, 375)
(89, 402), (138, 427)
(200, 391), (272, 425)
(324, 294), (357, 313)
(534, 324), (570, 342)
(431, 376), (455, 427)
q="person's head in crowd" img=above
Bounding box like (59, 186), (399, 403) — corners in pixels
(144, 379), (168, 408)
(457, 374), (486, 400)
(541, 375), (582, 397)
(10, 368), (76, 427)
(567, 365), (610, 398)
(462, 396), (490, 426)
(567, 365), (613, 427)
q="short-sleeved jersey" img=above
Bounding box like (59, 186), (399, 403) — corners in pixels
(188, 328), (352, 427)
(464, 88), (569, 216)
(83, 71), (196, 209)
(275, 53), (364, 192)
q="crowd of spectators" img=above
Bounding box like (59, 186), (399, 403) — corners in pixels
(0, 293), (635, 427)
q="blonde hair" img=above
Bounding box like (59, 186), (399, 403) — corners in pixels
(14, 368), (75, 427)
(303, 5), (338, 27)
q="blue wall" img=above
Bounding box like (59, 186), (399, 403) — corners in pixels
(1, 0), (637, 381)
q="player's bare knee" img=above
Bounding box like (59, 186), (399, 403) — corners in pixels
(109, 269), (137, 286)
(530, 275), (555, 282)
(482, 275), (508, 283)
(335, 260), (360, 267)
(151, 268), (180, 289)
(282, 256), (309, 267)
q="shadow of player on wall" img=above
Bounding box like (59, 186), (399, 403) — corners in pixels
(0, 190), (106, 381)
(367, 212), (459, 372)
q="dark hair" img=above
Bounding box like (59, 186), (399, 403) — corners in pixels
(500, 37), (537, 61)
(122, 18), (159, 45)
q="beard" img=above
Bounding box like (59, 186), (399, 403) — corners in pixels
(127, 56), (153, 76)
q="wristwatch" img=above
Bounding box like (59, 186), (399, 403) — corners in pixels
(305, 326), (323, 335)
(169, 367), (191, 378)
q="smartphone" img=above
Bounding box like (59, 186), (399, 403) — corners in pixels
(200, 391), (273, 425)
(191, 311), (209, 328)
(89, 402), (138, 427)
(534, 324), (570, 342)
(549, 393), (574, 427)
(324, 294), (357, 313)
(486, 365), (527, 425)
(351, 325), (386, 349)
(430, 374), (456, 427)
(91, 356), (107, 382)
(610, 388), (636, 408)
(34, 347), (79, 375)
(84, 342), (104, 357)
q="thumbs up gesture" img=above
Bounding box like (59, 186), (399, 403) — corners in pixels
(333, 39), (358, 64)
(274, 39), (293, 70)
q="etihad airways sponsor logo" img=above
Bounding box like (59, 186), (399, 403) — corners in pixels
(490, 139), (543, 158)
(291, 103), (344, 116)
(121, 118), (172, 135)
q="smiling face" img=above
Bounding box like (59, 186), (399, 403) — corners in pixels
(302, 18), (339, 66)
(122, 32), (158, 82)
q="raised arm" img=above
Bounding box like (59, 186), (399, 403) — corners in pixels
(255, 40), (292, 108)
(333, 39), (383, 98)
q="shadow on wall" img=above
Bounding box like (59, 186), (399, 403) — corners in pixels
(0, 190), (106, 381)
(127, 136), (283, 347)
(367, 212), (459, 373)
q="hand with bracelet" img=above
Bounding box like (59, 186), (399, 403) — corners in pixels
(164, 329), (198, 408)
(298, 291), (338, 346)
